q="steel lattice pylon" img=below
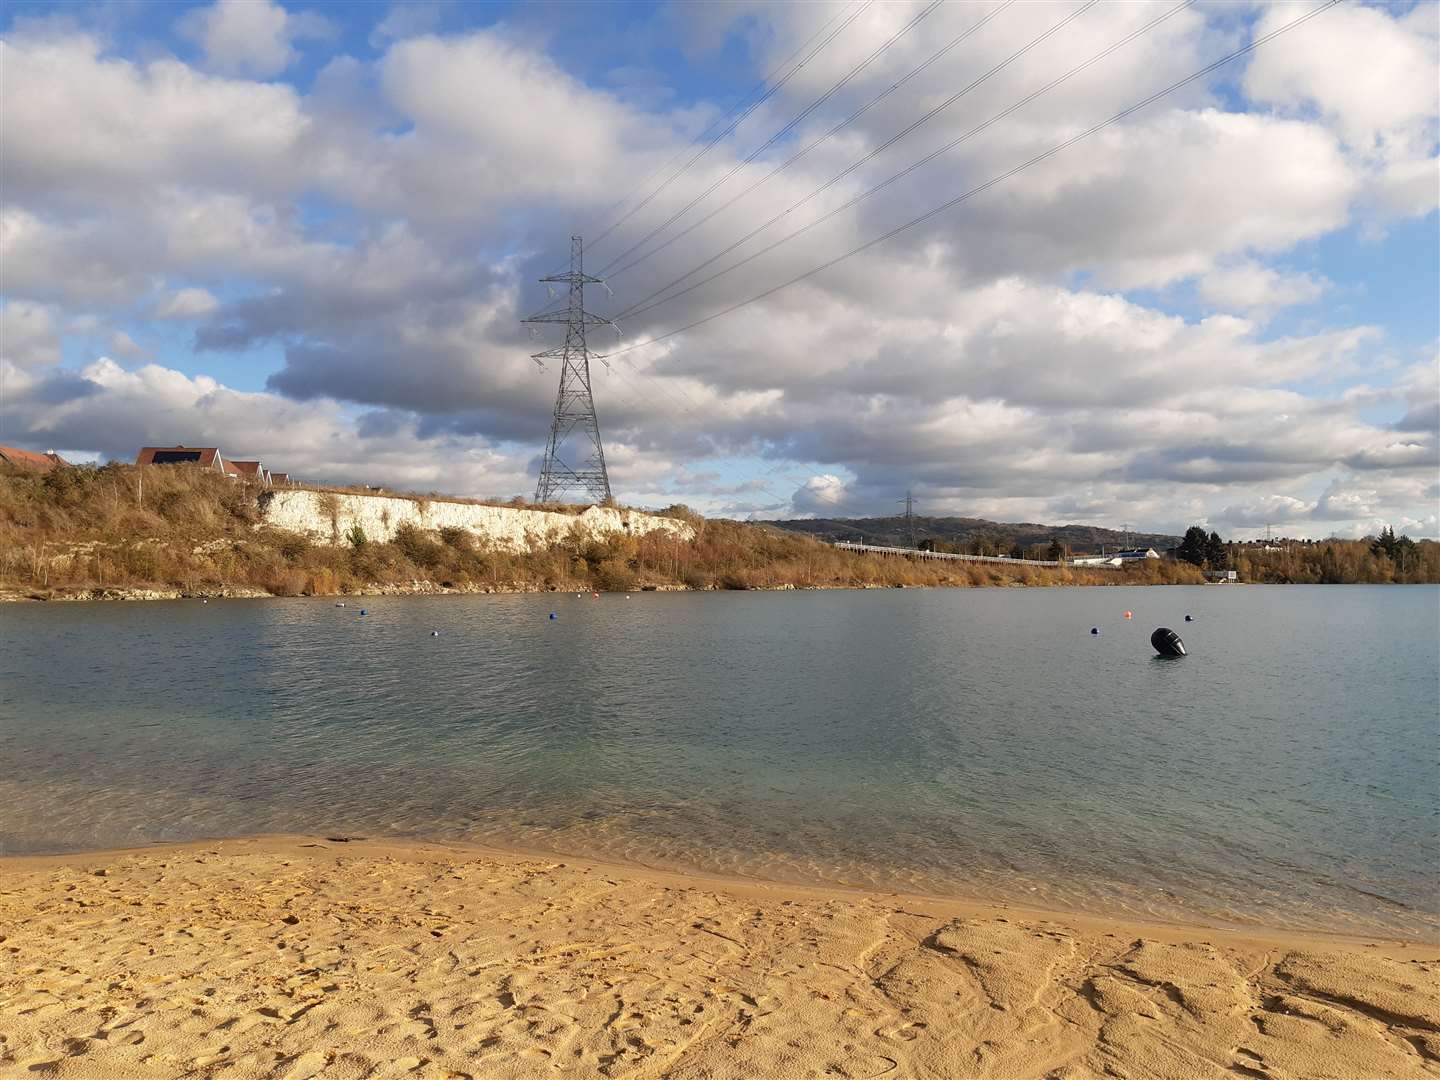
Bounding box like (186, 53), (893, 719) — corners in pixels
(523, 237), (613, 504)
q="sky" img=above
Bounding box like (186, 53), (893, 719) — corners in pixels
(1, 0), (1436, 538)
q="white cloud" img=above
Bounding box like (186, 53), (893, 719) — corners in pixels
(1244, 1), (1439, 220)
(179, 0), (334, 78)
(156, 287), (221, 320)
(107, 331), (146, 360)
(8, 358), (534, 497)
(1197, 260), (1328, 316)
(0, 34), (310, 208)
(0, 300), (62, 369)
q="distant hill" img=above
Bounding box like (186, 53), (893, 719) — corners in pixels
(766, 515), (1180, 555)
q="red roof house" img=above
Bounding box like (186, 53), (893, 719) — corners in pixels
(227, 460), (271, 487)
(135, 446), (227, 472)
(0, 446), (70, 472)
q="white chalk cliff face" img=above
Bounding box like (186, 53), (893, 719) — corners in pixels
(260, 490), (694, 550)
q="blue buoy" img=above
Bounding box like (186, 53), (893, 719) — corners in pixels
(360, 609), (367, 616)
(549, 612), (558, 620)
(1090, 627), (1099, 635)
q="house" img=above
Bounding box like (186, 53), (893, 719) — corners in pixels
(0, 445), (71, 472)
(135, 446), (227, 473)
(227, 460), (271, 488)
(269, 472), (292, 486)
(1070, 548), (1161, 567)
(1070, 554), (1123, 567)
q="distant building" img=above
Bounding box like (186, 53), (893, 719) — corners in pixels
(135, 446), (227, 473)
(0, 445), (70, 472)
(135, 446), (289, 487)
(1070, 548), (1160, 567)
(269, 472), (293, 486)
(227, 460), (271, 488)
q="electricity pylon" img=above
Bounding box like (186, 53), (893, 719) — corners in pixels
(900, 490), (917, 549)
(523, 237), (613, 504)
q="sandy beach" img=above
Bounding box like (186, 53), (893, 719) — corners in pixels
(1, 837), (1436, 1079)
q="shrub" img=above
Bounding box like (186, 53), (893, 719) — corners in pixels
(346, 525), (368, 549)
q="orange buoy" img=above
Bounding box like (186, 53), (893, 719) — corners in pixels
(1123, 611), (1133, 619)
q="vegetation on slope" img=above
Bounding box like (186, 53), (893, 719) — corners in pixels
(0, 463), (1205, 598)
(771, 514), (1180, 555)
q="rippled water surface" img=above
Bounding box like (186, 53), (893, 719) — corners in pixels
(2, 586), (1436, 936)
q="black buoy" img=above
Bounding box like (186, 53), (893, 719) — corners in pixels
(1184, 614), (1193, 622)
(1151, 627), (1186, 656)
(1090, 627), (1100, 635)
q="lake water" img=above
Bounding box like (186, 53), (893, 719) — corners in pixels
(2, 586), (1436, 938)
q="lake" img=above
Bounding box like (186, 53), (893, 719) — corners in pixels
(1, 585), (1435, 938)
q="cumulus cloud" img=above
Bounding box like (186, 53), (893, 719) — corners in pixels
(1197, 260), (1328, 316)
(0, 300), (62, 369)
(156, 287), (221, 320)
(107, 331), (146, 360)
(1243, 0), (1440, 219)
(179, 0), (334, 78)
(6, 358), (534, 496)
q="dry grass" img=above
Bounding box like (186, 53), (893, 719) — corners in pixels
(1, 463), (1213, 598)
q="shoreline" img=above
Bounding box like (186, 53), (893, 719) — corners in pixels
(2, 832), (1430, 952)
(5, 834), (1437, 1078)
(4, 579), (1245, 602)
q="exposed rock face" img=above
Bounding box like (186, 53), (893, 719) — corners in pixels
(260, 490), (694, 550)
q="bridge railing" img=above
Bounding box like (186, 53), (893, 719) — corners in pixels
(831, 540), (1117, 569)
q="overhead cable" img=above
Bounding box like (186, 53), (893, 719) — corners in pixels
(599, 0), (1017, 286)
(585, 0), (874, 254)
(611, 0), (1102, 323)
(595, 0), (948, 277)
(598, 1), (1343, 361)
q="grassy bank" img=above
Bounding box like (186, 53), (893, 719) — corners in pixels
(2, 463), (1206, 598)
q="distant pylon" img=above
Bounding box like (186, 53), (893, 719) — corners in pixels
(523, 237), (614, 504)
(900, 490), (917, 549)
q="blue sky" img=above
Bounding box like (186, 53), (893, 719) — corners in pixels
(1, 0), (1436, 536)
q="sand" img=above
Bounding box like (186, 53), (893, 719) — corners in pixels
(1, 837), (1436, 1080)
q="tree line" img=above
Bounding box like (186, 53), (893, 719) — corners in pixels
(1176, 524), (1438, 584)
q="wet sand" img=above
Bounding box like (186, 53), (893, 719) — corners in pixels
(2, 836), (1436, 1079)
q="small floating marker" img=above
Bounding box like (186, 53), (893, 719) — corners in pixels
(1184, 614), (1193, 622)
(549, 612), (558, 620)
(430, 630), (440, 637)
(336, 602), (346, 607)
(1151, 627), (1187, 656)
(592, 592), (599, 599)
(201, 599), (208, 603)
(1123, 610), (1133, 619)
(1090, 627), (1099, 635)
(360, 609), (367, 616)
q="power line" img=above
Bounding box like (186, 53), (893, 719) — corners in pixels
(586, 1), (874, 255)
(598, 0), (1343, 363)
(598, 0), (1016, 287)
(595, 0), (946, 279)
(610, 0), (1102, 324)
(545, 2), (867, 275)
